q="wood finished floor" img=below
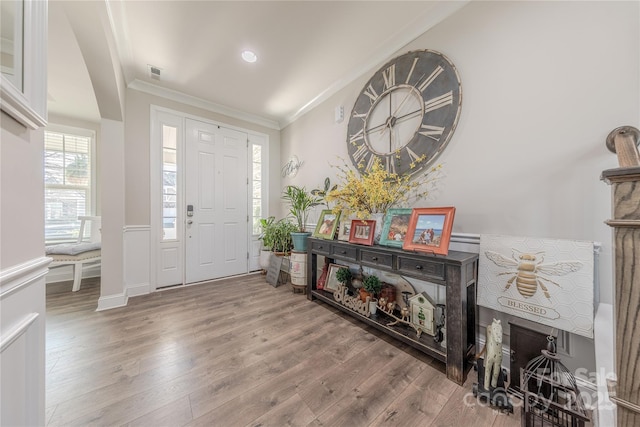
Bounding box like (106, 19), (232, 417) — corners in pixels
(46, 274), (521, 427)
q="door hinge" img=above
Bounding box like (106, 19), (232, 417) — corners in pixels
(247, 252), (250, 259)
(247, 215), (249, 222)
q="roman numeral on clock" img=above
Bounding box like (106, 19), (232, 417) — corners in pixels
(352, 111), (367, 122)
(366, 154), (378, 171)
(383, 64), (396, 90)
(417, 66), (444, 93)
(363, 84), (379, 104)
(418, 124), (445, 141)
(424, 91), (453, 113)
(405, 57), (419, 84)
(385, 155), (396, 174)
(352, 143), (369, 163)
(406, 146), (421, 163)
(349, 128), (364, 144)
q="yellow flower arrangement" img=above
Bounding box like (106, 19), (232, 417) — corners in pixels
(326, 157), (443, 219)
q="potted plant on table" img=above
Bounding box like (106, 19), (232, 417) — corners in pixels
(335, 267), (352, 290)
(361, 274), (382, 314)
(282, 185), (322, 252)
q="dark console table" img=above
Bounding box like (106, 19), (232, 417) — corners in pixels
(306, 237), (478, 385)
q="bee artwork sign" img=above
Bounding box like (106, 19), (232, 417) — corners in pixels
(478, 234), (595, 338)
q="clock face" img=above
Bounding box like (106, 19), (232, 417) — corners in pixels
(346, 50), (462, 176)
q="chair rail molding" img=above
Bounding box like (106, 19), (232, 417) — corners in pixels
(0, 256), (51, 298)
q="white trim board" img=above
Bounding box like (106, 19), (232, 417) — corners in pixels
(1, 257), (51, 298)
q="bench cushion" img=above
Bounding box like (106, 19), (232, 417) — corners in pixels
(46, 242), (101, 256)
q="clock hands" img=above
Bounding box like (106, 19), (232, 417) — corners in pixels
(393, 108), (422, 125)
(363, 72), (433, 154)
(365, 120), (390, 135)
(390, 76), (425, 119)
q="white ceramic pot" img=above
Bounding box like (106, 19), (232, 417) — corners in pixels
(369, 299), (378, 315)
(259, 249), (272, 271)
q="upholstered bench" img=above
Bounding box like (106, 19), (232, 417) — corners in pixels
(46, 216), (101, 292)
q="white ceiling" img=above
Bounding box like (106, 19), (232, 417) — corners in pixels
(47, 1), (467, 129)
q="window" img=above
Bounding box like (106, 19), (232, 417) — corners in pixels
(44, 129), (94, 243)
(162, 124), (178, 240)
(251, 143), (263, 235)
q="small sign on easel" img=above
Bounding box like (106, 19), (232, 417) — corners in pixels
(266, 255), (286, 287)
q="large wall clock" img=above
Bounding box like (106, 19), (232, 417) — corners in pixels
(346, 49), (462, 176)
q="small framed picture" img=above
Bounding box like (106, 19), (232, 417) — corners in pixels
(313, 210), (341, 240)
(325, 263), (348, 292)
(348, 219), (376, 246)
(337, 218), (352, 241)
(379, 208), (412, 248)
(403, 207), (456, 255)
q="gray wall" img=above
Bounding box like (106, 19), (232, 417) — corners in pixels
(279, 0), (639, 378)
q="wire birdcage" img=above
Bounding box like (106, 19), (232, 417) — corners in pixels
(521, 335), (590, 427)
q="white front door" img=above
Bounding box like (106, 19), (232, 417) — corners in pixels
(185, 119), (249, 283)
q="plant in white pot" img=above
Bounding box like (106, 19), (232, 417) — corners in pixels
(362, 274), (382, 315)
(282, 185), (322, 252)
(258, 216), (276, 272)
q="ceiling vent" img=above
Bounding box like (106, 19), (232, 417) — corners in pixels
(148, 65), (161, 80)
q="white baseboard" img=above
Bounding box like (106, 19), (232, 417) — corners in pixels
(127, 282), (150, 297)
(96, 292), (128, 311)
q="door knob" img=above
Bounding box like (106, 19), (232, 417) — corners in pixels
(187, 220), (193, 225)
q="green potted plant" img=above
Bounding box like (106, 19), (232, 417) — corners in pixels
(282, 185), (322, 252)
(361, 274), (382, 314)
(335, 267), (352, 289)
(272, 219), (297, 255)
(311, 177), (338, 209)
(258, 216), (276, 271)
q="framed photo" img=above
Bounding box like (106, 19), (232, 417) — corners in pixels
(313, 210), (341, 240)
(403, 207), (456, 255)
(337, 218), (352, 241)
(325, 263), (348, 292)
(348, 219), (376, 246)
(379, 208), (413, 248)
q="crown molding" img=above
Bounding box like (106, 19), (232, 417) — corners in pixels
(128, 79), (281, 130)
(109, 0), (469, 130)
(280, 1), (470, 128)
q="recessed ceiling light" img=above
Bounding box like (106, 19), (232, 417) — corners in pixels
(241, 50), (257, 63)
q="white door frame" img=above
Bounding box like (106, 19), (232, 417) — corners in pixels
(150, 105), (270, 290)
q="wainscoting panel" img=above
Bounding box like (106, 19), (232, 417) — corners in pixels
(0, 257), (49, 426)
(124, 225), (151, 297)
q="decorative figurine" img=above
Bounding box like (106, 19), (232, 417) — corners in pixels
(472, 318), (513, 413)
(484, 319), (503, 389)
(408, 292), (436, 336)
